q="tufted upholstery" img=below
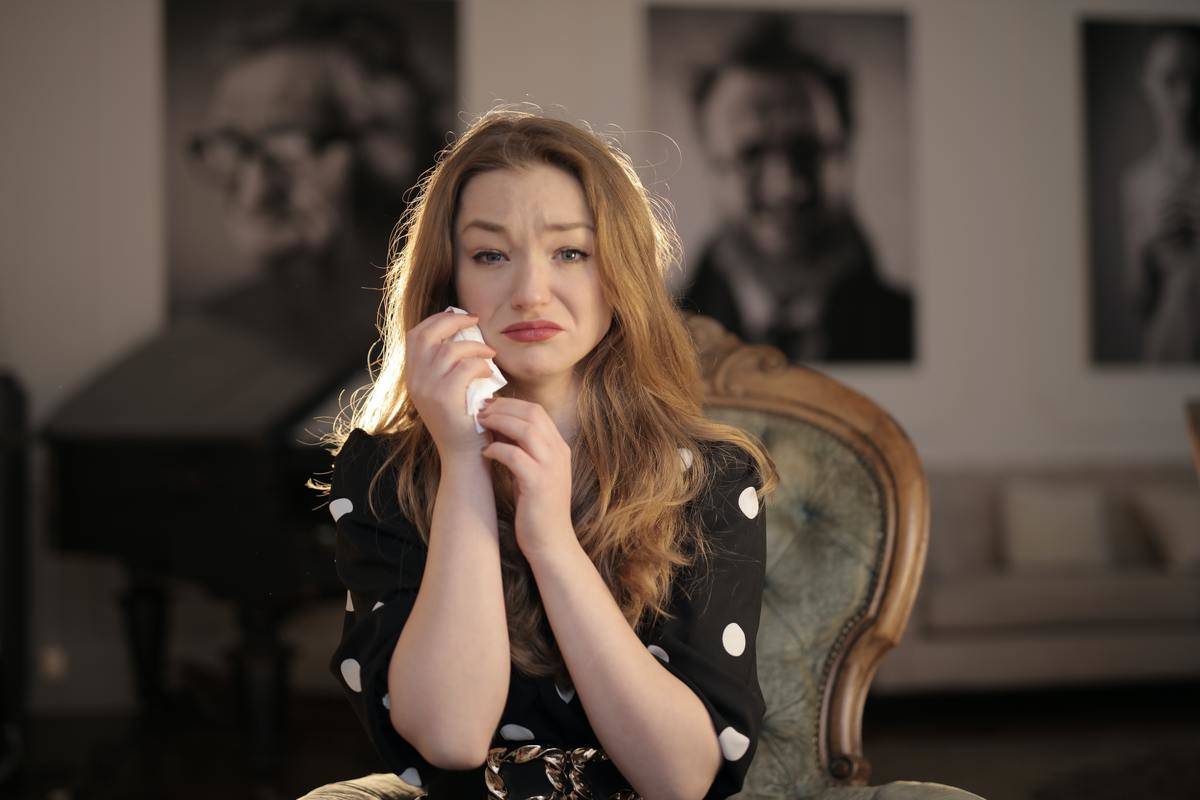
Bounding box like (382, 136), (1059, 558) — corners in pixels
(708, 405), (886, 797)
(300, 315), (985, 799)
(684, 316), (983, 800)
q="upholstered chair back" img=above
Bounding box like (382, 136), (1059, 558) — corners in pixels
(686, 315), (932, 799)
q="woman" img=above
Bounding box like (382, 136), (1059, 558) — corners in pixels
(308, 107), (779, 800)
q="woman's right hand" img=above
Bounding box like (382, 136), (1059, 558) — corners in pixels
(405, 310), (499, 461)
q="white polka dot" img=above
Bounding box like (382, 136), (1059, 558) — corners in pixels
(722, 623), (746, 656)
(330, 497), (354, 522)
(500, 723), (535, 741)
(345, 591), (354, 612)
(738, 486), (759, 519)
(719, 726), (750, 761)
(340, 658), (362, 693)
(678, 447), (694, 470)
(647, 644), (670, 663)
(382, 693), (390, 711)
(399, 767), (423, 787)
(555, 682), (575, 703)
(372, 600), (384, 611)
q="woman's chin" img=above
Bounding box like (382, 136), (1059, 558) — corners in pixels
(497, 357), (564, 381)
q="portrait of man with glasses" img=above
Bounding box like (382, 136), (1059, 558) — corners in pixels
(167, 0), (453, 365)
(652, 11), (915, 363)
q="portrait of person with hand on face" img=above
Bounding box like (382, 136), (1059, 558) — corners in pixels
(307, 107), (780, 800)
(1086, 20), (1200, 363)
(1117, 25), (1200, 362)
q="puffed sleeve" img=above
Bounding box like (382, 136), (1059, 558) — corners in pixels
(646, 444), (768, 799)
(327, 427), (432, 791)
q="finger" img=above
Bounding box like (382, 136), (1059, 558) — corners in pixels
(476, 412), (548, 460)
(413, 309), (481, 346)
(477, 396), (539, 421)
(434, 341), (497, 379)
(446, 355), (500, 397)
(448, 365), (498, 404)
(410, 308), (473, 339)
(480, 440), (536, 480)
(407, 314), (479, 376)
(475, 412), (537, 450)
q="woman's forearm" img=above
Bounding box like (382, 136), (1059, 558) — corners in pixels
(527, 540), (722, 800)
(386, 454), (510, 768)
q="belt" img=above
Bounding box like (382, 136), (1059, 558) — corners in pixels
(483, 743), (641, 800)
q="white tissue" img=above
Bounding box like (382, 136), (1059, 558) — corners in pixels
(445, 305), (507, 433)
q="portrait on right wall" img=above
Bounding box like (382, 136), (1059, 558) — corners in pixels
(1084, 19), (1200, 364)
(649, 7), (915, 364)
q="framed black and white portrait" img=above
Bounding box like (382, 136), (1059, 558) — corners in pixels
(165, 0), (456, 364)
(649, 6), (915, 363)
(1083, 19), (1200, 365)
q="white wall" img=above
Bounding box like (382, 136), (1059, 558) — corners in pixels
(1, 0), (1196, 712)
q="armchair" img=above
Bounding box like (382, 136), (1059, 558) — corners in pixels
(300, 315), (985, 799)
(683, 316), (981, 799)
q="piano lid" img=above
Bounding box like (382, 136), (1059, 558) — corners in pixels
(43, 313), (340, 443)
(44, 263), (384, 443)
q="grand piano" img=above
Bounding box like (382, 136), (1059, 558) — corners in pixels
(40, 270), (381, 777)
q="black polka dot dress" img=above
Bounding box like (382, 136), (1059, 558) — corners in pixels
(327, 427), (767, 799)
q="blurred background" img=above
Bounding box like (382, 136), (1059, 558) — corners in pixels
(2, 0), (1198, 798)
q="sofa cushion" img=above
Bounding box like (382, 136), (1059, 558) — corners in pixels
(1001, 480), (1111, 571)
(1130, 485), (1200, 573)
(925, 472), (1003, 576)
(924, 571), (1200, 630)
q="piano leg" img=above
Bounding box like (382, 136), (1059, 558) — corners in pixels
(119, 566), (170, 719)
(230, 602), (294, 778)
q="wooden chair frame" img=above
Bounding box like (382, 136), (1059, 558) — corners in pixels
(686, 314), (930, 786)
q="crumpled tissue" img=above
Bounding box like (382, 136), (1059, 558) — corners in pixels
(445, 305), (507, 433)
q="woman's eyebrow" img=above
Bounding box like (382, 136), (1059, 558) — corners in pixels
(459, 219), (595, 235)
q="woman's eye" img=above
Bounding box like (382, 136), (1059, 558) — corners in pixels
(471, 248), (588, 265)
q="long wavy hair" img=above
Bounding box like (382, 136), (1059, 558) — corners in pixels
(312, 106), (779, 688)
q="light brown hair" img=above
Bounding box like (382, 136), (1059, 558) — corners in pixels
(313, 105), (778, 688)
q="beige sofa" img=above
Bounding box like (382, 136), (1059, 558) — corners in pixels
(873, 463), (1200, 693)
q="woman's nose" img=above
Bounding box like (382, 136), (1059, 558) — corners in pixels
(510, 256), (552, 309)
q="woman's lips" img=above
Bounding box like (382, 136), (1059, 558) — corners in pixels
(503, 327), (561, 342)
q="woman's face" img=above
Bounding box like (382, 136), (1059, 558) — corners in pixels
(452, 163), (613, 393)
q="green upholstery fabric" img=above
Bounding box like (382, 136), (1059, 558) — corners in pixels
(704, 406), (882, 798)
(298, 773), (422, 799)
(810, 783), (986, 800)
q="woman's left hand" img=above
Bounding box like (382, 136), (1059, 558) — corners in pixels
(477, 396), (576, 562)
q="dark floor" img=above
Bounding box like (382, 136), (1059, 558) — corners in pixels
(3, 678), (1199, 800)
(863, 680), (1200, 800)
